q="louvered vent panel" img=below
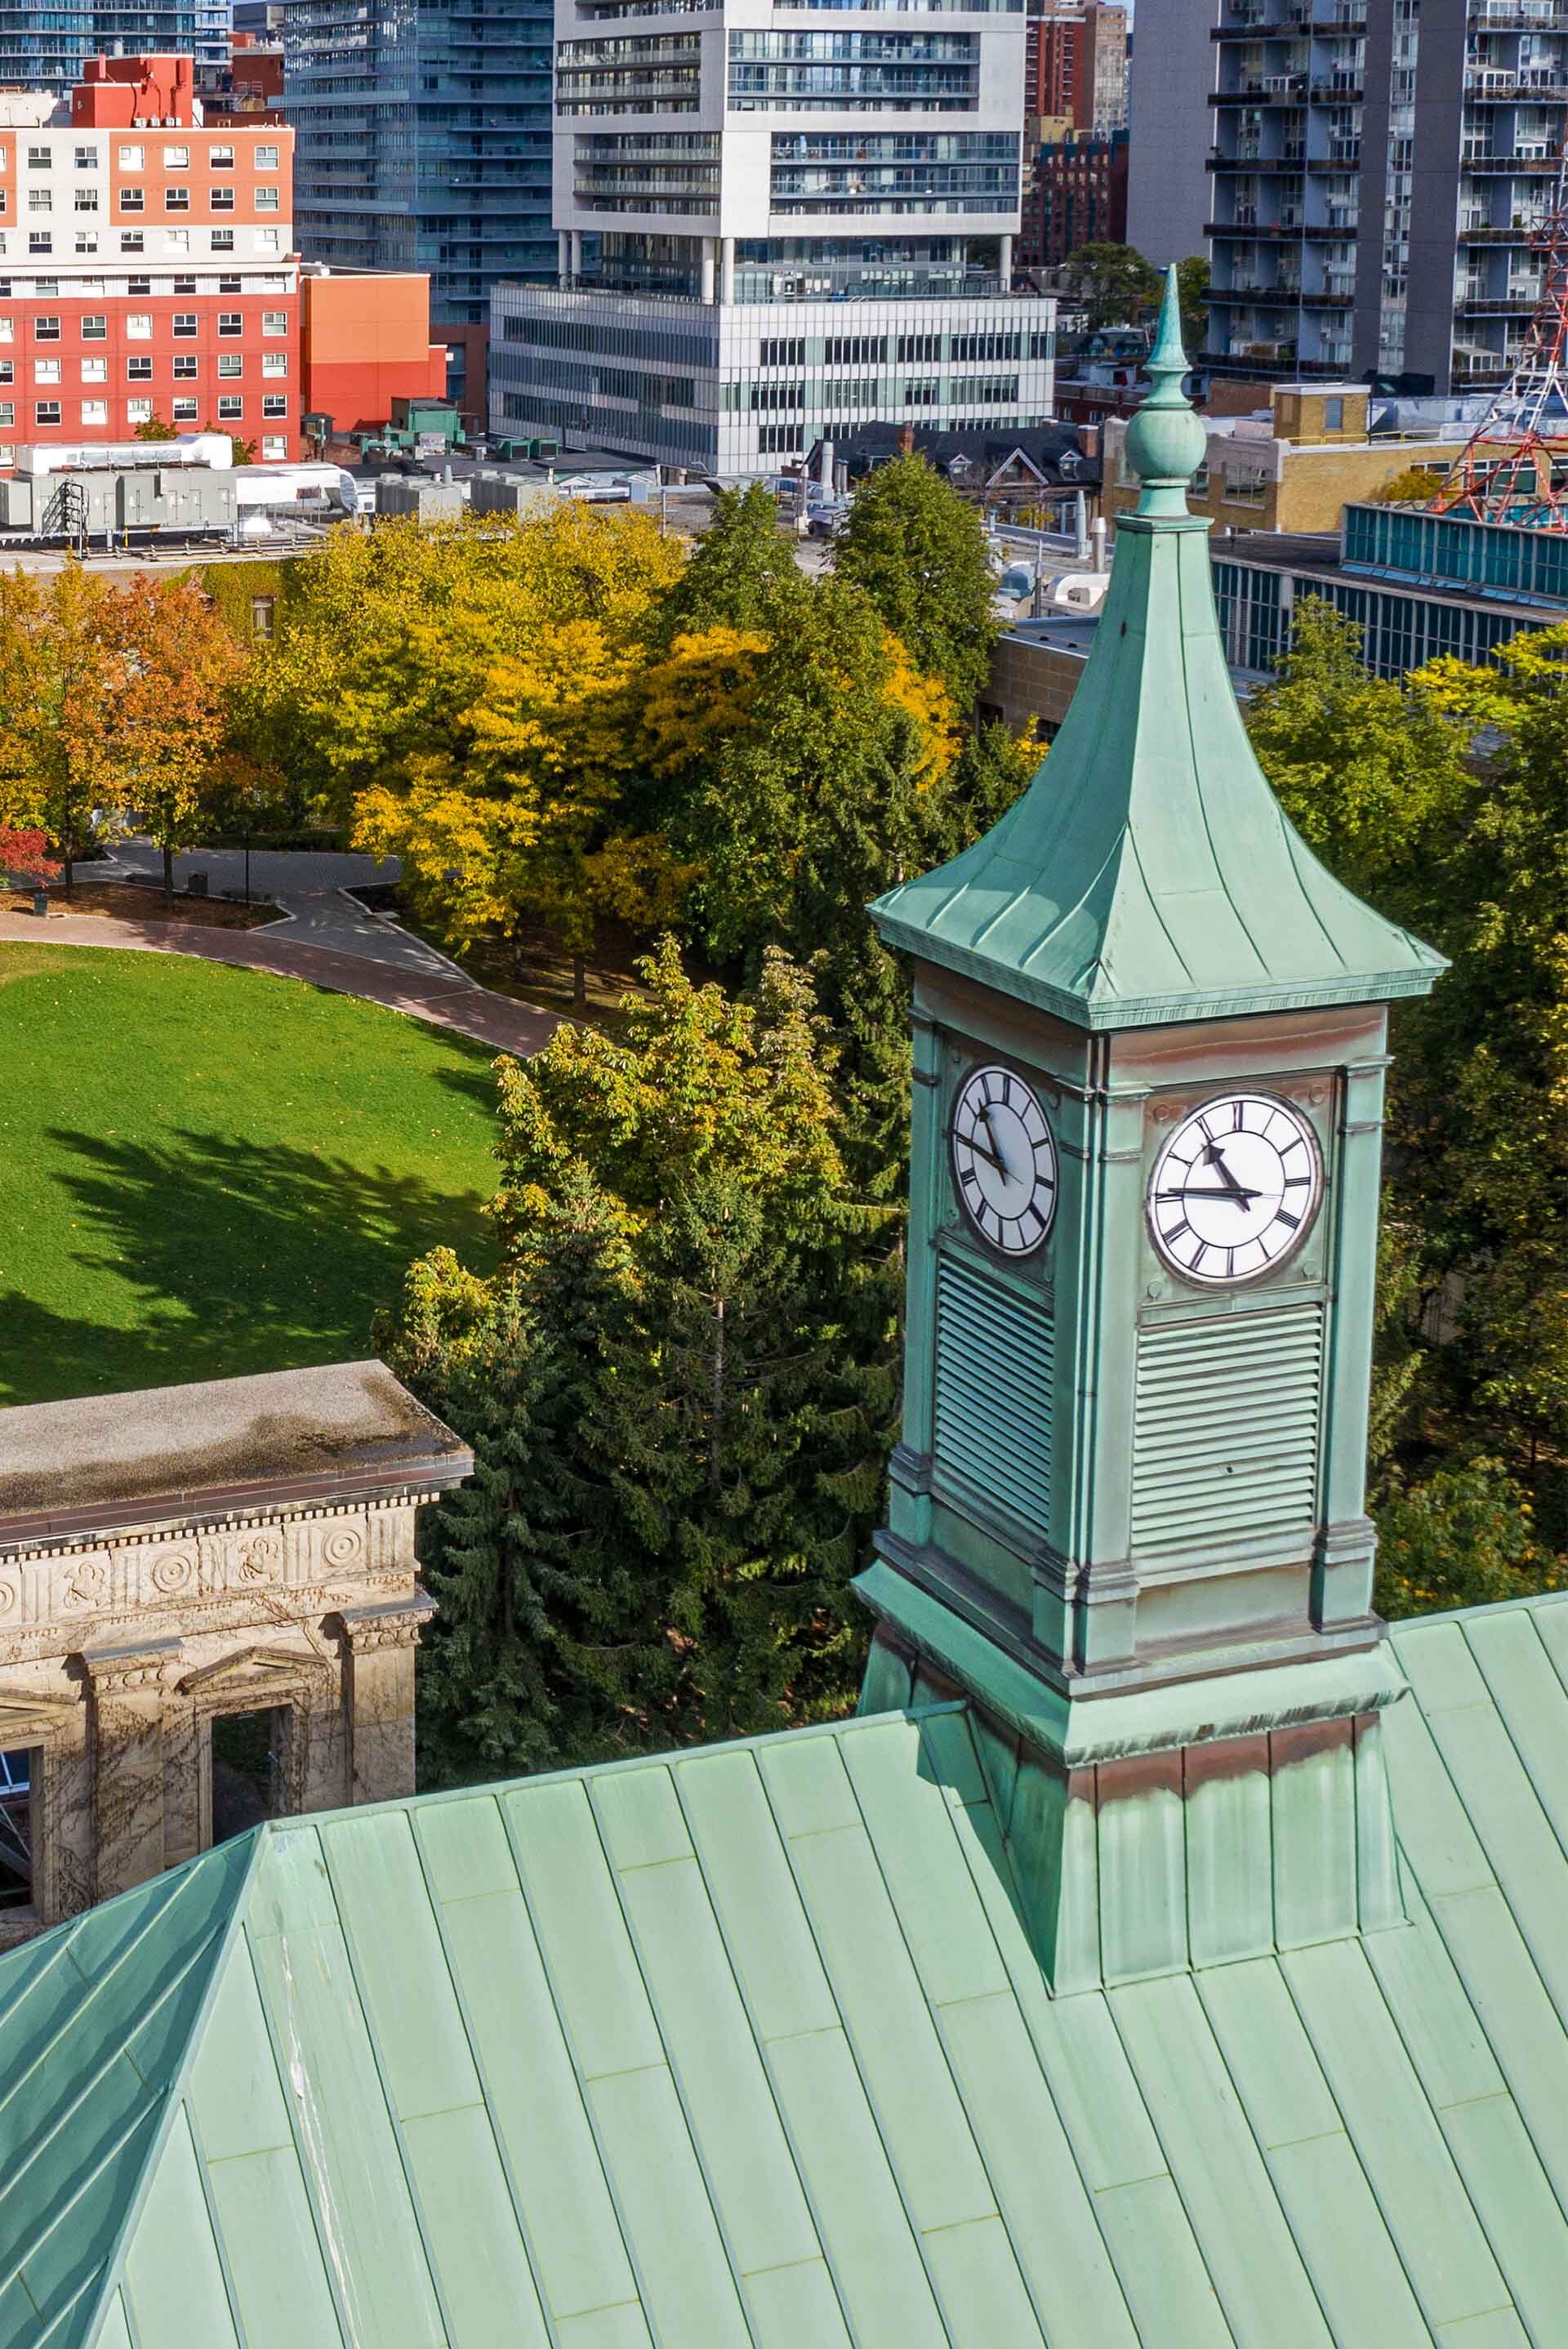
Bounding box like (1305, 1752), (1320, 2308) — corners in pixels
(1131, 1305), (1324, 1556)
(933, 1255), (1054, 1531)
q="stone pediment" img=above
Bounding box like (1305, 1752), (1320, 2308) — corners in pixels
(176, 1647), (327, 1697)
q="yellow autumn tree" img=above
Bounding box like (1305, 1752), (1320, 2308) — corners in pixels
(254, 505), (686, 992)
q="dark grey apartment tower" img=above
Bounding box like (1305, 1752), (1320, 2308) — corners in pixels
(1129, 0), (1565, 394)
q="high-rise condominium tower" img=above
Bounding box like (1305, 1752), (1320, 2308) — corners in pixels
(283, 0), (557, 330)
(0, 2), (198, 91)
(1129, 0), (1566, 394)
(489, 0), (1055, 474)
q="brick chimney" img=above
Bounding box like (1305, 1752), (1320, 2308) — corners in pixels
(897, 420), (915, 456)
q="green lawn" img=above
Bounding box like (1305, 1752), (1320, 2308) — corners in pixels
(0, 946), (503, 1409)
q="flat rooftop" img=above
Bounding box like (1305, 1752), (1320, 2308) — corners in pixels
(1221, 527), (1561, 630)
(0, 1359), (471, 1549)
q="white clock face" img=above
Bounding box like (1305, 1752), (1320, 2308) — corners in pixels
(950, 1064), (1058, 1256)
(1148, 1092), (1323, 1286)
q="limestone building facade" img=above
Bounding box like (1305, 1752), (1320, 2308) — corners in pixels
(0, 1357), (470, 1939)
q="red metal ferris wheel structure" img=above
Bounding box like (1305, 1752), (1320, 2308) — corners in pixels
(1429, 111), (1568, 530)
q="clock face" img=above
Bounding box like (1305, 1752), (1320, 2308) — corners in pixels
(950, 1064), (1058, 1256)
(1147, 1092), (1324, 1286)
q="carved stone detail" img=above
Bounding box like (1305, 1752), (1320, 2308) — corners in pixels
(0, 1494), (442, 1937)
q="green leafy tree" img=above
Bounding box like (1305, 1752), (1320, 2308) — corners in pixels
(669, 570), (956, 982)
(831, 452), (1000, 709)
(1175, 255), (1210, 354)
(655, 482), (799, 641)
(1062, 241), (1162, 330)
(1244, 597), (1469, 913)
(133, 414), (179, 443)
(1367, 463), (1447, 506)
(1374, 1461), (1556, 1620)
(1246, 598), (1568, 1581)
(381, 944), (897, 1778)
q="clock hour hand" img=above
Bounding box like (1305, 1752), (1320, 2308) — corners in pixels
(1200, 1142), (1259, 1207)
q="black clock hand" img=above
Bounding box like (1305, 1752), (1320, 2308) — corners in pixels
(1156, 1179), (1262, 1206)
(957, 1130), (1012, 1179)
(973, 1103), (1022, 1182)
(1201, 1142), (1258, 1207)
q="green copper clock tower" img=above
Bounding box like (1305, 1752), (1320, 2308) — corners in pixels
(856, 270), (1447, 1990)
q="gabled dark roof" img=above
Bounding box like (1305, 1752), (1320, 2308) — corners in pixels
(808, 421), (1101, 489)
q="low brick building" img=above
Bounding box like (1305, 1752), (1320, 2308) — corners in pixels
(1103, 382), (1486, 537)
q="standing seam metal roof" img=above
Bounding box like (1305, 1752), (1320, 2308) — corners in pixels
(5, 1592), (1568, 2346)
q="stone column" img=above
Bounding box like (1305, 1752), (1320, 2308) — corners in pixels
(701, 237), (716, 304)
(570, 229), (583, 283)
(999, 233), (1013, 290)
(336, 1592), (435, 1807)
(719, 236), (736, 305)
(79, 1637), (183, 1905)
(559, 228), (571, 284)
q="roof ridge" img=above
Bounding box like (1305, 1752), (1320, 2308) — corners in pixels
(243, 1699), (974, 1843)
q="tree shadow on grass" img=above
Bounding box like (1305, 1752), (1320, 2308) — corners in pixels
(1, 1126), (498, 1409)
(430, 1059), (510, 1119)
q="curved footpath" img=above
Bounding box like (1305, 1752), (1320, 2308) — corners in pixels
(0, 901), (559, 1058)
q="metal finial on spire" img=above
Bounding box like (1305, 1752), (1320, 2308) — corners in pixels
(1125, 263), (1206, 519)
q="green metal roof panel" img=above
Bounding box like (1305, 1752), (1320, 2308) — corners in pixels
(8, 1598), (1568, 2342)
(870, 273), (1445, 1032)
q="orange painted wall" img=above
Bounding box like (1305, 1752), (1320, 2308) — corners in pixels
(301, 272), (446, 434)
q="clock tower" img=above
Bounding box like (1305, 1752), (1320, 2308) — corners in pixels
(856, 270), (1447, 1989)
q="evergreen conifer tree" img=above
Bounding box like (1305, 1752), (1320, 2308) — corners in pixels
(831, 452), (1000, 708)
(381, 945), (898, 1778)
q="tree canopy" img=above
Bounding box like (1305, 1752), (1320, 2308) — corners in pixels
(0, 564), (237, 895)
(831, 452), (1000, 708)
(1061, 241), (1162, 329)
(1245, 596), (1568, 1612)
(381, 943), (896, 1776)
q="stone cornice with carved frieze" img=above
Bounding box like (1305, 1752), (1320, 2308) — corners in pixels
(0, 1494), (416, 1568)
(0, 1501), (419, 1661)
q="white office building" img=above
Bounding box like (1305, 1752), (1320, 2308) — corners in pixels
(490, 0), (1055, 474)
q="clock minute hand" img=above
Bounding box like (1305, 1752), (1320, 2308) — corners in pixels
(959, 1130), (1012, 1179)
(1155, 1183), (1263, 1205)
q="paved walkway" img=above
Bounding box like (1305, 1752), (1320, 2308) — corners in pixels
(0, 902), (559, 1058)
(105, 845), (466, 983)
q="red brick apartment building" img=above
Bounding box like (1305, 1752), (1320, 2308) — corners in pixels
(0, 52), (298, 463)
(1024, 1), (1128, 134)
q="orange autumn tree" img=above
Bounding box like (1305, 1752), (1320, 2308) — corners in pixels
(99, 577), (244, 903)
(0, 564), (124, 889)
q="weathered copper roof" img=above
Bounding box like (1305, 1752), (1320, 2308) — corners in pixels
(872, 270), (1446, 1030)
(4, 1590), (1568, 2347)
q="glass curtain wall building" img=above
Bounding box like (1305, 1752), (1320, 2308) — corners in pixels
(283, 0), (556, 328)
(0, 3), (197, 90)
(492, 0), (1054, 471)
